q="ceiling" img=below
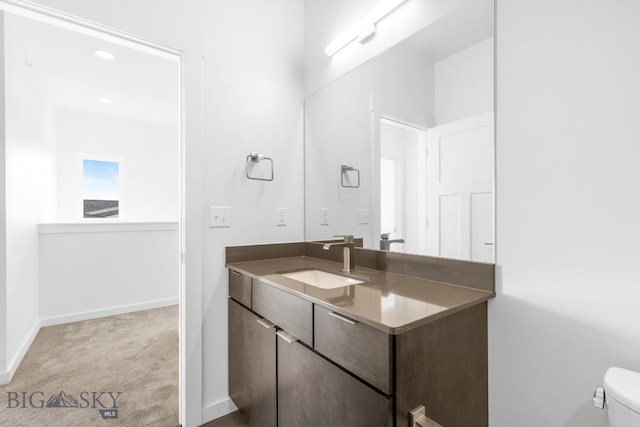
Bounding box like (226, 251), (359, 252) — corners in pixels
(402, 0), (494, 62)
(6, 13), (180, 127)
(5, 1), (491, 128)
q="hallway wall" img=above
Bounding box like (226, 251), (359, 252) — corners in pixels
(55, 108), (179, 222)
(38, 223), (178, 325)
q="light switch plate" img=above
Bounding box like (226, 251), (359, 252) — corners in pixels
(276, 207), (287, 227)
(358, 208), (370, 224)
(320, 208), (329, 225)
(209, 206), (231, 228)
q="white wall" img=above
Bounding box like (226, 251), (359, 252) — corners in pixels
(492, 0), (640, 426)
(305, 0), (469, 94)
(24, 1), (305, 425)
(2, 12), (57, 383)
(200, 2), (304, 418)
(434, 37), (493, 125)
(38, 223), (178, 324)
(305, 43), (433, 249)
(0, 11), (7, 377)
(55, 108), (179, 222)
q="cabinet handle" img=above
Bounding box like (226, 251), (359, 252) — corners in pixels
(328, 311), (358, 325)
(276, 330), (299, 344)
(230, 270), (241, 275)
(256, 318), (275, 329)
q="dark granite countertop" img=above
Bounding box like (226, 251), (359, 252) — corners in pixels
(227, 256), (495, 335)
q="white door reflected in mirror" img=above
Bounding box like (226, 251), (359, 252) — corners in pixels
(426, 112), (494, 262)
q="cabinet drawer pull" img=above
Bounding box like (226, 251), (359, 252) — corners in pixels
(276, 330), (299, 344)
(256, 318), (275, 329)
(328, 311), (358, 325)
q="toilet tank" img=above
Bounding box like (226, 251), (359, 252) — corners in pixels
(605, 367), (640, 427)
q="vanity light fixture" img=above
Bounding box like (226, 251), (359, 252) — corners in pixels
(94, 50), (115, 60)
(325, 0), (407, 57)
(98, 97), (112, 104)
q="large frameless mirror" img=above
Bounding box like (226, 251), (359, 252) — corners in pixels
(304, 0), (495, 262)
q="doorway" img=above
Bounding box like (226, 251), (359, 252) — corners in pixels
(379, 117), (427, 254)
(0, 2), (184, 424)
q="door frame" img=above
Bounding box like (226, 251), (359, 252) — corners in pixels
(0, 0), (187, 424)
(378, 115), (428, 254)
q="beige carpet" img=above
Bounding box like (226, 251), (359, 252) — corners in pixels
(0, 305), (179, 426)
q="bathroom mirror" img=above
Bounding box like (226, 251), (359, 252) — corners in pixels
(304, 0), (494, 262)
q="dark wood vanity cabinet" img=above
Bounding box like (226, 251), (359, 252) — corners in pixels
(395, 302), (488, 427)
(229, 276), (393, 426)
(314, 304), (393, 395)
(228, 271), (488, 427)
(278, 333), (393, 427)
(229, 270), (252, 309)
(252, 276), (313, 346)
(228, 299), (277, 427)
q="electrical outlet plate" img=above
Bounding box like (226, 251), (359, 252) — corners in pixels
(358, 208), (370, 224)
(209, 206), (231, 228)
(320, 208), (329, 225)
(276, 207), (287, 227)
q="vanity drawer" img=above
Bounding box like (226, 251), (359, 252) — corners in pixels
(229, 270), (252, 308)
(314, 305), (393, 394)
(252, 279), (313, 346)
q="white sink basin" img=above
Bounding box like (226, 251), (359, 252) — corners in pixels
(280, 269), (364, 289)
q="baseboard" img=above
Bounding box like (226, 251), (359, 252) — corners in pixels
(0, 319), (41, 385)
(40, 297), (179, 327)
(202, 397), (238, 424)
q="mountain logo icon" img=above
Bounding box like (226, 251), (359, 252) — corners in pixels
(46, 391), (80, 408)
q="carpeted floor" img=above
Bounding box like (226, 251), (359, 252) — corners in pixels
(0, 305), (179, 426)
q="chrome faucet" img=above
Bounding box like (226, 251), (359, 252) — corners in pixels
(380, 233), (405, 251)
(322, 235), (355, 273)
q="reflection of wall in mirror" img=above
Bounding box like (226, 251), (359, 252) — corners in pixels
(435, 37), (494, 125)
(305, 43), (434, 248)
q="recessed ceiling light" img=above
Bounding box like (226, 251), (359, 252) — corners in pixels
(98, 97), (112, 104)
(94, 50), (115, 60)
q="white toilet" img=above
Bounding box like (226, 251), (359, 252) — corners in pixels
(598, 367), (640, 426)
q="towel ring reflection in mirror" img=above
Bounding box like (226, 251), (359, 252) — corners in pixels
(341, 164), (360, 188)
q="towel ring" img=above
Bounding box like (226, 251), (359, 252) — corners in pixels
(246, 152), (274, 181)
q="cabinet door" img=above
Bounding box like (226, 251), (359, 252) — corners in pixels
(228, 299), (277, 427)
(277, 332), (393, 427)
